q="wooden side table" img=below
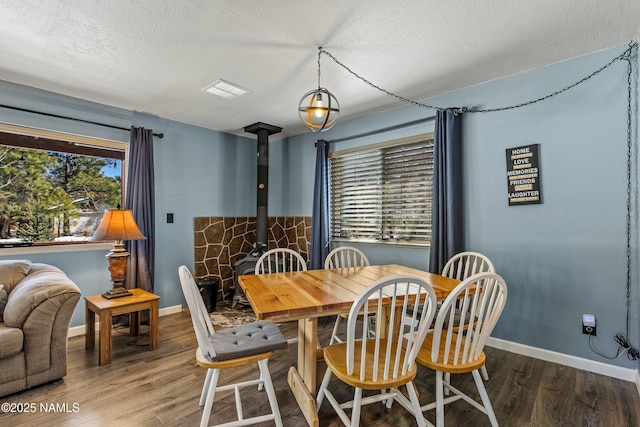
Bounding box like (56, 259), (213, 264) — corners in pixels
(85, 288), (160, 366)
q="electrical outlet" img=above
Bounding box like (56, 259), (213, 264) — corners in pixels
(166, 213), (174, 224)
(582, 313), (596, 336)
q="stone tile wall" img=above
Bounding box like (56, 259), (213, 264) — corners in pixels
(194, 216), (312, 301)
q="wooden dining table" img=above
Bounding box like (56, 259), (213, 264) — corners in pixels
(237, 264), (461, 427)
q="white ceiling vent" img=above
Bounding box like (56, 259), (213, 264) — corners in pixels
(201, 79), (250, 100)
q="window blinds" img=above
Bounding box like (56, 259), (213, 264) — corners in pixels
(329, 136), (434, 244)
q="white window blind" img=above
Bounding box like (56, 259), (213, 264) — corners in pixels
(329, 134), (434, 245)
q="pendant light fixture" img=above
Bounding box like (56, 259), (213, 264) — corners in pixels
(299, 47), (340, 132)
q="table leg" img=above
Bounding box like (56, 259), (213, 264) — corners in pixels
(149, 300), (159, 351)
(300, 318), (318, 390)
(99, 311), (113, 366)
(378, 305), (403, 338)
(130, 310), (140, 336)
(85, 305), (95, 350)
(288, 318), (319, 427)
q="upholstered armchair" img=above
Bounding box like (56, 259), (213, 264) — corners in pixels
(0, 260), (81, 397)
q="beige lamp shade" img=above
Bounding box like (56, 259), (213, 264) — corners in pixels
(92, 209), (146, 298)
(91, 209), (146, 242)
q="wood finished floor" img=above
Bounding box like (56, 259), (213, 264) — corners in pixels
(2, 310), (639, 426)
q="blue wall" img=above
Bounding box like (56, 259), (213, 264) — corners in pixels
(132, 115), (256, 319)
(286, 44), (639, 370)
(0, 80), (257, 327)
(1, 43), (638, 371)
(281, 99), (436, 269)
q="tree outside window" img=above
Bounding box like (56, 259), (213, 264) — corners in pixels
(0, 130), (124, 245)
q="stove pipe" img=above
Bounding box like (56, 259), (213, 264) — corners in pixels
(243, 122), (282, 252)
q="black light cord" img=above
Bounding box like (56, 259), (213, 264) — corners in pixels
(610, 41), (639, 361)
(589, 334), (627, 359)
(318, 42), (637, 114)
(319, 48), (443, 111)
(584, 41), (639, 362)
(113, 323), (150, 347)
(615, 334), (640, 360)
(468, 42), (637, 113)
(583, 42), (639, 361)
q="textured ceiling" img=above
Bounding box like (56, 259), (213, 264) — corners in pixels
(0, 0), (639, 139)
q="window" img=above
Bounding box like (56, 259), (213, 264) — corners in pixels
(0, 124), (126, 246)
(329, 133), (434, 245)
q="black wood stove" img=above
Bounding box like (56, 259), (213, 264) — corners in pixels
(233, 122), (281, 307)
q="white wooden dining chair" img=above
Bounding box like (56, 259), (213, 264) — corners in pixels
(415, 272), (507, 427)
(255, 247), (307, 274)
(441, 251), (495, 281)
(324, 246), (370, 270)
(441, 251), (495, 382)
(255, 248), (307, 346)
(325, 246), (371, 345)
(179, 266), (287, 427)
(317, 275), (438, 427)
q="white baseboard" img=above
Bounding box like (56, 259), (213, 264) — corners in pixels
(487, 336), (639, 383)
(68, 304), (183, 338)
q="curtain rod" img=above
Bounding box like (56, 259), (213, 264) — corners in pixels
(0, 104), (164, 138)
(317, 115), (435, 146)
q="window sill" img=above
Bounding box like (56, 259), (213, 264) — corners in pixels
(0, 242), (113, 256)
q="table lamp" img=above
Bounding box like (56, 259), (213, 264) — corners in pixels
(91, 208), (146, 299)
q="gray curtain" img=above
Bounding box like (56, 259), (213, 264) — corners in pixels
(428, 109), (463, 273)
(125, 127), (155, 292)
(310, 140), (330, 269)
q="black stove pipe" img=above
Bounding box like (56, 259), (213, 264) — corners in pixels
(243, 122), (282, 253)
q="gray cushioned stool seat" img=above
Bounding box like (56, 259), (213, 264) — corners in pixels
(209, 320), (287, 361)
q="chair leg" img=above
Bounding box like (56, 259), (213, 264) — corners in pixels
(257, 371), (264, 391)
(443, 372), (451, 396)
(445, 364), (487, 394)
(406, 381), (427, 427)
(316, 367), (333, 409)
(330, 315), (342, 345)
(384, 389), (393, 409)
(199, 369), (213, 406)
(367, 316), (376, 338)
(435, 371), (445, 427)
(472, 369), (499, 427)
(481, 365), (489, 381)
(351, 387), (363, 427)
(259, 359), (283, 427)
(200, 368), (220, 427)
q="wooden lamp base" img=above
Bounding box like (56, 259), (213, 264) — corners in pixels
(102, 285), (133, 299)
(102, 247), (132, 299)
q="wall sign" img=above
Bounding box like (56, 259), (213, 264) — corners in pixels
(506, 144), (541, 205)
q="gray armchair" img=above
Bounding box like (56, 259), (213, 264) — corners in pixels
(0, 260), (80, 397)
